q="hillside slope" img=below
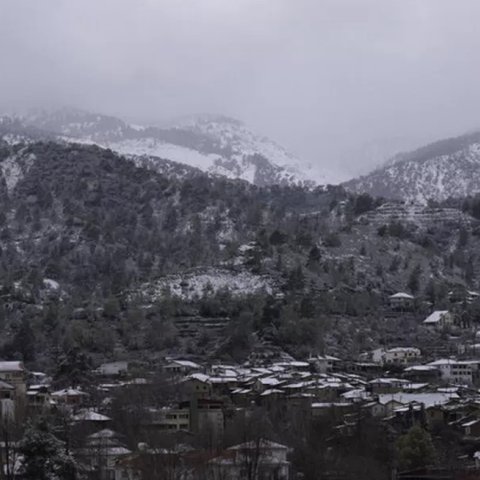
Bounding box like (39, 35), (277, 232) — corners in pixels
(344, 132), (480, 203)
(0, 138), (479, 363)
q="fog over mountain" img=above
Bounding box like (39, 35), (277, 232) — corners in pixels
(2, 1), (480, 180)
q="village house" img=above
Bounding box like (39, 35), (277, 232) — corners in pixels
(72, 409), (111, 424)
(460, 418), (480, 438)
(95, 361), (129, 377)
(0, 380), (14, 402)
(142, 406), (191, 432)
(26, 385), (52, 414)
(423, 311), (455, 330)
(361, 347), (421, 365)
(368, 378), (410, 395)
(113, 445), (202, 480)
(347, 361), (384, 378)
(309, 354), (341, 373)
(163, 359), (202, 376)
(253, 376), (285, 394)
(427, 359), (480, 385)
(403, 365), (441, 384)
(209, 439), (290, 480)
(388, 292), (414, 311)
(141, 398), (224, 438)
(76, 429), (131, 480)
(51, 387), (89, 409)
(375, 391), (459, 417)
(0, 361), (26, 399)
(184, 373), (213, 398)
(0, 381), (15, 421)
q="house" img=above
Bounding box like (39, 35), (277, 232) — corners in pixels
(377, 392), (459, 417)
(0, 380), (14, 401)
(51, 387), (89, 409)
(362, 401), (386, 417)
(388, 292), (414, 311)
(403, 365), (441, 384)
(184, 373), (213, 398)
(427, 359), (480, 385)
(460, 418), (480, 438)
(72, 409), (111, 423)
(76, 429), (131, 480)
(141, 398), (224, 438)
(142, 406), (190, 432)
(163, 359), (202, 376)
(423, 311), (455, 330)
(0, 380), (15, 422)
(95, 361), (129, 377)
(26, 385), (52, 413)
(368, 378), (409, 394)
(0, 361), (26, 399)
(114, 445), (210, 480)
(209, 439), (290, 480)
(363, 347), (421, 365)
(254, 377), (284, 394)
(309, 354), (341, 373)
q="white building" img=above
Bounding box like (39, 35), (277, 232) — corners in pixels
(427, 359), (480, 385)
(361, 347), (421, 365)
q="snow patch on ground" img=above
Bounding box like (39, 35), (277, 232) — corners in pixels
(131, 268), (275, 301)
(0, 152), (36, 194)
(103, 139), (220, 171)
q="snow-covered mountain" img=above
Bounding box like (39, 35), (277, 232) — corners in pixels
(21, 108), (322, 187)
(344, 131), (480, 203)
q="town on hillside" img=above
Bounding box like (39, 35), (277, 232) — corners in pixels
(3, 291), (480, 480)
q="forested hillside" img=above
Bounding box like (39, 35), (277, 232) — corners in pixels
(1, 139), (480, 369)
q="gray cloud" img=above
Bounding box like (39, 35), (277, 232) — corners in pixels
(1, 0), (480, 179)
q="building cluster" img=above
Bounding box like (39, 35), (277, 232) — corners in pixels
(2, 292), (480, 478)
(3, 336), (480, 480)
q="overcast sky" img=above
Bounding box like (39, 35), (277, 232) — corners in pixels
(1, 0), (480, 179)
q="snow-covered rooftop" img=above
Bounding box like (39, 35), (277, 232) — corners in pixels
(423, 310), (449, 324)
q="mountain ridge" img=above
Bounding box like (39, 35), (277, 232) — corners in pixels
(344, 130), (480, 203)
(17, 107), (322, 188)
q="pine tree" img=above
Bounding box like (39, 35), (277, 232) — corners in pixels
(396, 425), (436, 471)
(18, 419), (77, 480)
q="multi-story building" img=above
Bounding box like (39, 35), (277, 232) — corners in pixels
(0, 361), (26, 399)
(428, 359), (480, 385)
(361, 347), (421, 365)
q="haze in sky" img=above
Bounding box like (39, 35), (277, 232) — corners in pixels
(1, 0), (480, 180)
